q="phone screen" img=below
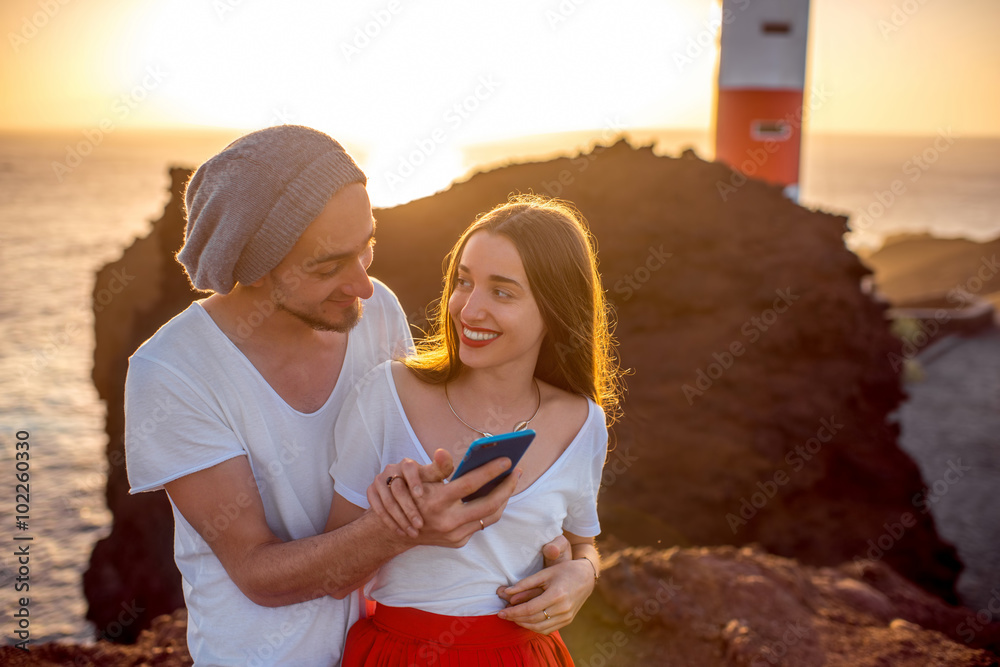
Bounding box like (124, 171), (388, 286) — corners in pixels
(450, 430), (535, 501)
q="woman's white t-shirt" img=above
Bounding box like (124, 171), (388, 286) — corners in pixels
(330, 361), (607, 616)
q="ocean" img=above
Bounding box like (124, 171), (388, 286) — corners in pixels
(1, 128), (998, 644)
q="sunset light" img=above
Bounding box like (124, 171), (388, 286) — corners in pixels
(2, 1), (999, 661)
(3, 1), (998, 136)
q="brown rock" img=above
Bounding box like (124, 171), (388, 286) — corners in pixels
(19, 552), (1000, 665)
(0, 609), (192, 666)
(84, 168), (202, 641)
(863, 234), (1000, 307)
(85, 141), (964, 643)
(560, 545), (999, 666)
(368, 140), (962, 601)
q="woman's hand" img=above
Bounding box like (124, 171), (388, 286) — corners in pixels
(366, 456), (433, 538)
(411, 450), (519, 548)
(367, 449), (518, 547)
(496, 535), (598, 634)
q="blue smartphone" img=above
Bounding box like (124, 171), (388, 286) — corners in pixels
(450, 430), (535, 502)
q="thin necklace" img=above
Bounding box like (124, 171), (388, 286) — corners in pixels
(445, 378), (541, 438)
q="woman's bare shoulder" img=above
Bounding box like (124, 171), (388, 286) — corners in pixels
(537, 379), (590, 421)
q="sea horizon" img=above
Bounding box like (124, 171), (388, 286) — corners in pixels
(3, 126), (999, 250)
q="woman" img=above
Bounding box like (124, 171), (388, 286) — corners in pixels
(327, 195), (623, 665)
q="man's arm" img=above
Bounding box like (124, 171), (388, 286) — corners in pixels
(165, 453), (517, 607)
(165, 456), (401, 606)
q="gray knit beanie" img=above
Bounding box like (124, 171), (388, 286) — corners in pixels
(178, 125), (367, 294)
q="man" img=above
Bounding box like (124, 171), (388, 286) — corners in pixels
(124, 125), (596, 666)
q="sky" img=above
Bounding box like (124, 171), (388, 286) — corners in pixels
(1, 0), (998, 204)
(2, 0), (998, 135)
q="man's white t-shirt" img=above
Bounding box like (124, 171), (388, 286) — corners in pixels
(125, 279), (411, 667)
(330, 361), (607, 616)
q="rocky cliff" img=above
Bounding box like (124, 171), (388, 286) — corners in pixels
(565, 543), (999, 665)
(83, 168), (202, 641)
(83, 141), (964, 648)
(368, 141), (962, 601)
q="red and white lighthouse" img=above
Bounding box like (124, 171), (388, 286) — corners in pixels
(714, 0), (811, 201)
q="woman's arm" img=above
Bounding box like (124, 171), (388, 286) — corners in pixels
(495, 531), (599, 635)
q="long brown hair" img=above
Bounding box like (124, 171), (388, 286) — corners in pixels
(405, 194), (624, 425)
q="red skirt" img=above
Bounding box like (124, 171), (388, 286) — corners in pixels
(342, 604), (575, 666)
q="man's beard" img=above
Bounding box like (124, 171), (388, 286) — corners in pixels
(271, 285), (364, 334)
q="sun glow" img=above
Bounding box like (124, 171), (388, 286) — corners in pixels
(2, 0), (998, 205)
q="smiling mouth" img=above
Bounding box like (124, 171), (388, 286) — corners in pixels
(463, 326), (500, 342)
(461, 322), (500, 343)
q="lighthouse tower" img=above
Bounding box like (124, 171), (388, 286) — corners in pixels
(715, 0), (811, 201)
